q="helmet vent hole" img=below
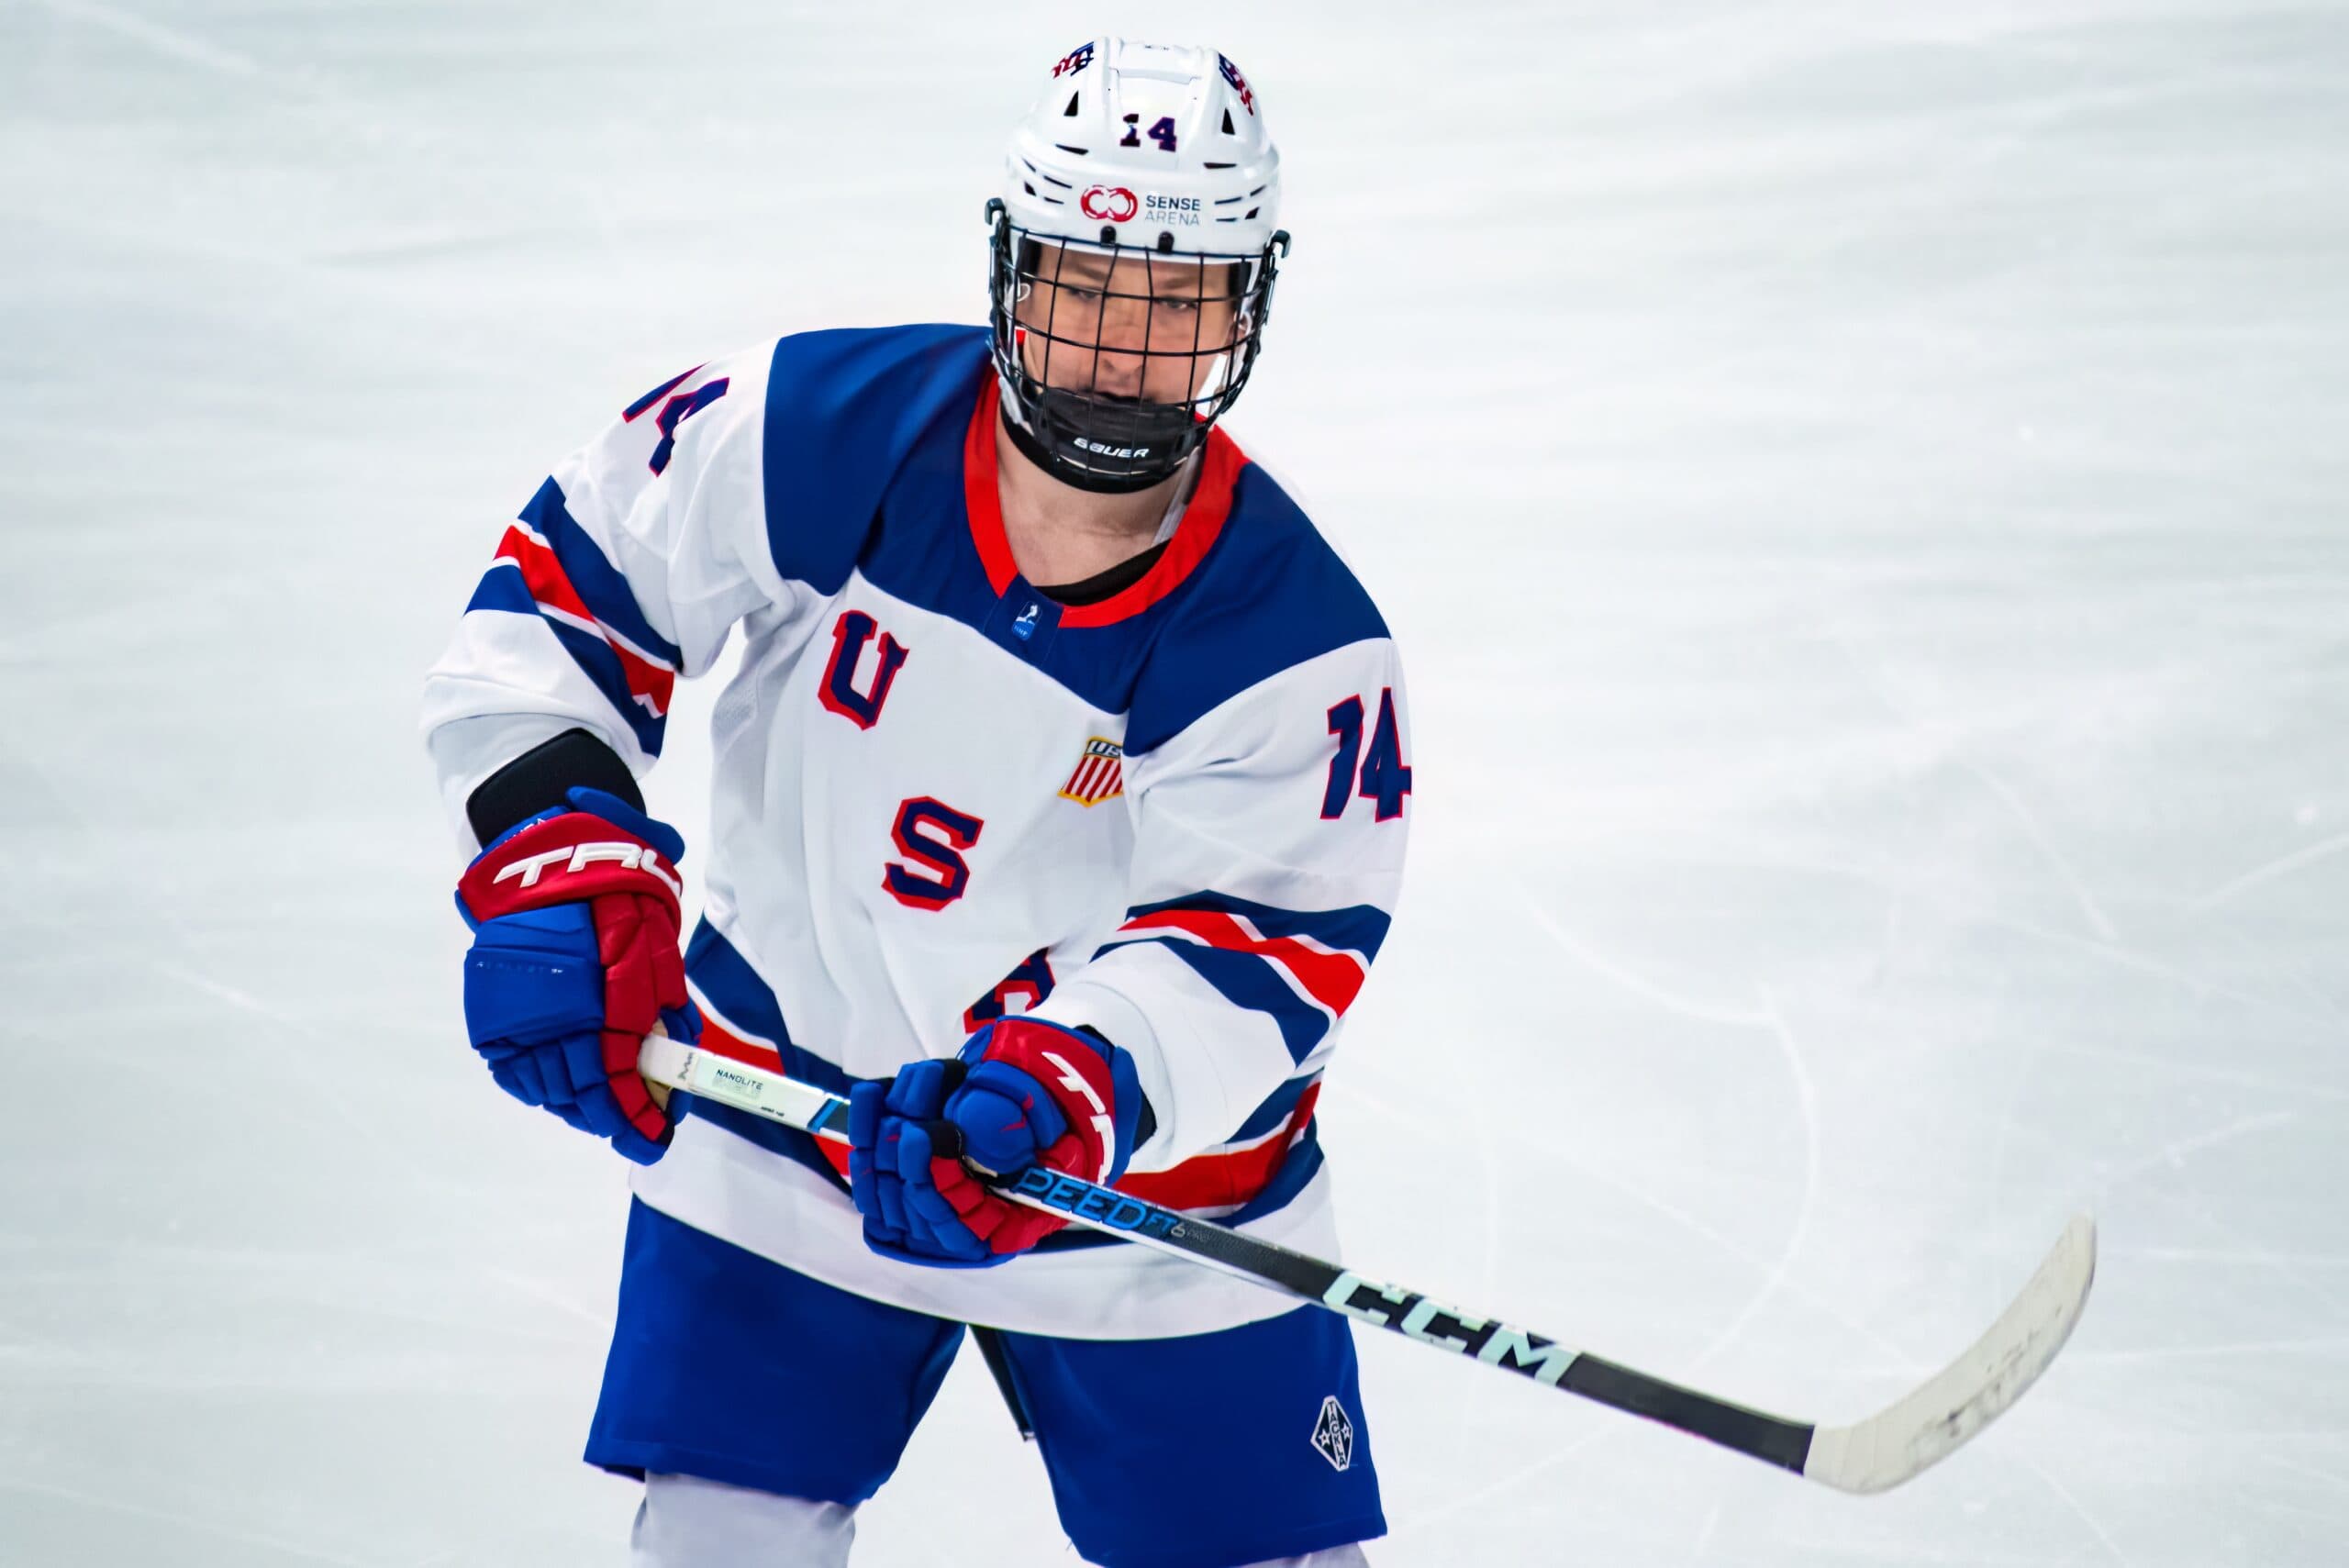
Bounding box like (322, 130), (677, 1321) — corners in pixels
(1055, 144), (1089, 156)
(1244, 207), (1259, 219)
(1221, 108), (1236, 135)
(1202, 161), (1234, 170)
(1063, 92), (1081, 117)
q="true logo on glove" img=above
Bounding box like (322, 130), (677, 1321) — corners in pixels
(1040, 1050), (1117, 1183)
(492, 841), (685, 898)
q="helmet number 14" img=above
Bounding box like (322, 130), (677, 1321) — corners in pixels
(1321, 690), (1412, 823)
(1119, 113), (1179, 152)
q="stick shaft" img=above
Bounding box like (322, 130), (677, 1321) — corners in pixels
(640, 1038), (1817, 1471)
(640, 1039), (2094, 1493)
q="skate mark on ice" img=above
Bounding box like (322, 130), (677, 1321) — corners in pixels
(1394, 976), (1828, 1529)
(0, 1474), (366, 1566)
(1355, 1051), (1919, 1365)
(1332, 1070), (1509, 1303)
(2063, 1334), (2349, 1365)
(1678, 997), (1820, 1377)
(484, 1267), (616, 1334)
(2188, 828), (2349, 917)
(28, 0), (277, 85)
(2017, 1454), (2135, 1566)
(1549, 831), (2332, 1029)
(1517, 896), (1820, 1373)
(1520, 897), (1773, 1029)
(1823, 617), (2119, 946)
(2108, 1245), (2349, 1267)
(2090, 1110), (2299, 1192)
(1689, 1500), (1723, 1560)
(152, 961), (390, 1152)
(2031, 1038), (2348, 1106)
(1955, 757), (2121, 944)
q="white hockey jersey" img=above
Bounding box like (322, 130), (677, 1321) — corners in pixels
(422, 326), (1413, 1339)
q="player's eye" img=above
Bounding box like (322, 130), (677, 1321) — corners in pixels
(1155, 297), (1200, 314)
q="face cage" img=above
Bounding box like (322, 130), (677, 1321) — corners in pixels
(986, 200), (1286, 494)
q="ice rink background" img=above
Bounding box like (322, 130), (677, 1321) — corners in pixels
(5, 0), (2345, 1562)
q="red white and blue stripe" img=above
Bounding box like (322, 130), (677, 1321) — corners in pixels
(1118, 1068), (1324, 1218)
(1095, 892), (1388, 1063)
(463, 478), (683, 755)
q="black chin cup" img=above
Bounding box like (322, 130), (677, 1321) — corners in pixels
(1004, 388), (1199, 494)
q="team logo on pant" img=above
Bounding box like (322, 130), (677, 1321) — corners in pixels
(1311, 1395), (1355, 1473)
(1058, 737), (1124, 806)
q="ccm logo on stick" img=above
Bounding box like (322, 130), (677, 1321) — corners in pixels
(1319, 1272), (1575, 1385)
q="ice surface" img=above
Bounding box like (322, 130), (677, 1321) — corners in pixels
(3, 1), (2344, 1562)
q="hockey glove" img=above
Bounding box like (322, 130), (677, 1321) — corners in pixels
(848, 1018), (1141, 1267)
(454, 786), (699, 1165)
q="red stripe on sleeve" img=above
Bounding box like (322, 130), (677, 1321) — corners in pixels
(497, 525), (595, 626)
(1117, 1083), (1320, 1211)
(494, 526), (677, 717)
(1117, 908), (1368, 1018)
(607, 639), (677, 717)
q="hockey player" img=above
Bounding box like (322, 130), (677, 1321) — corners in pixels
(425, 38), (1410, 1568)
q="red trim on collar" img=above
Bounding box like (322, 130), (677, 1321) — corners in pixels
(964, 378), (1021, 596)
(963, 378), (1249, 628)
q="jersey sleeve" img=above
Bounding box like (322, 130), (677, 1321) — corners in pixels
(419, 352), (779, 849)
(1030, 637), (1413, 1173)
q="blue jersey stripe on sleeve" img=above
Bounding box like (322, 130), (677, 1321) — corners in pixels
(1138, 940), (1334, 1063)
(460, 564), (664, 755)
(519, 478), (685, 671)
(462, 560), (538, 618)
(540, 617), (666, 756)
(1122, 891), (1392, 963)
(1228, 1070), (1322, 1144)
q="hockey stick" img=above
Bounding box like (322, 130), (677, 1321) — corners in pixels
(639, 1035), (2094, 1495)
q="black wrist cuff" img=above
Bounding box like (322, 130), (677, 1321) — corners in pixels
(466, 728), (644, 845)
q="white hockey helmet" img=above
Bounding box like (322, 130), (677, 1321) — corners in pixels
(987, 39), (1290, 492)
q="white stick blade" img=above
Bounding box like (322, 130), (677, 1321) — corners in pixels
(1803, 1215), (2097, 1495)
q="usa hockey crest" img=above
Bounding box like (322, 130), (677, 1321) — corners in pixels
(1310, 1395), (1354, 1473)
(1059, 737), (1124, 806)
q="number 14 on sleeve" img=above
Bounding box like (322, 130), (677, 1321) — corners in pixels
(1323, 689), (1411, 821)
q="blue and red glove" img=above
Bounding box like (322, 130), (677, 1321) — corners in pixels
(454, 785), (699, 1165)
(848, 1017), (1141, 1267)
